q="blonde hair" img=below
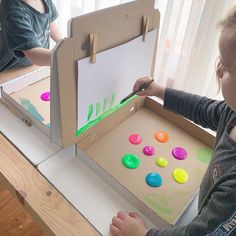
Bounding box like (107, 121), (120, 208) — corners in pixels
(216, 5), (236, 90)
(217, 5), (236, 29)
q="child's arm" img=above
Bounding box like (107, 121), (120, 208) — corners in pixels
(133, 77), (166, 100)
(23, 21), (63, 66)
(134, 77), (227, 131)
(50, 20), (63, 42)
(23, 48), (51, 66)
(111, 171), (236, 236)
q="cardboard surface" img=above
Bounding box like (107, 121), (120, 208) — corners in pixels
(52, 0), (160, 147)
(0, 65), (40, 84)
(10, 78), (50, 126)
(0, 104), (60, 166)
(0, 66), (58, 166)
(82, 103), (213, 226)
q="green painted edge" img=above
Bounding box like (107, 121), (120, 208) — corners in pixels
(75, 95), (136, 136)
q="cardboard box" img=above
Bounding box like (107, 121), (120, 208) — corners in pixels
(76, 95), (214, 227)
(0, 0), (215, 228)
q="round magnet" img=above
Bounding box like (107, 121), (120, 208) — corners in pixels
(146, 173), (162, 187)
(156, 157), (168, 167)
(40, 91), (51, 101)
(122, 154), (140, 169)
(173, 168), (189, 184)
(155, 131), (169, 143)
(129, 133), (142, 145)
(172, 147), (187, 160)
(143, 146), (156, 156)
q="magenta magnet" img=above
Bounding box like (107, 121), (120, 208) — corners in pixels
(40, 92), (51, 101)
(172, 147), (187, 160)
(143, 145), (156, 156)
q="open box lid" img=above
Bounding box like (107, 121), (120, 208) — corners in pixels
(51, 0), (160, 148)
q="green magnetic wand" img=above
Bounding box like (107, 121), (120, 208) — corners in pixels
(120, 79), (154, 104)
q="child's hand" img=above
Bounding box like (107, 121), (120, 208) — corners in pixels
(133, 77), (166, 99)
(110, 211), (148, 236)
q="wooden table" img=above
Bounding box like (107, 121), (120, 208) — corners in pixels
(0, 132), (99, 236)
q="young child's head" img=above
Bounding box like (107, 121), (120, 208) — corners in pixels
(217, 5), (236, 111)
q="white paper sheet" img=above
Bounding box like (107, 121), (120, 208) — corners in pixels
(77, 30), (156, 129)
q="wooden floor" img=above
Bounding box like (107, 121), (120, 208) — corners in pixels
(0, 185), (44, 236)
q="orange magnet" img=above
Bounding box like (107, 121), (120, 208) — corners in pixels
(155, 131), (169, 143)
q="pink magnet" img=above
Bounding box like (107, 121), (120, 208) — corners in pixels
(40, 92), (51, 101)
(129, 134), (142, 145)
(143, 146), (156, 156)
(172, 147), (187, 160)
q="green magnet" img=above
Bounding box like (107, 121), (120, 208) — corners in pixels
(122, 154), (140, 169)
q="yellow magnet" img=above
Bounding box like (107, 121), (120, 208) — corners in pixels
(156, 157), (168, 167)
(173, 168), (189, 184)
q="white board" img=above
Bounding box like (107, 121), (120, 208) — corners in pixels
(77, 30), (156, 130)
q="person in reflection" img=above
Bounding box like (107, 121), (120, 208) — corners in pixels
(110, 5), (236, 236)
(0, 0), (63, 71)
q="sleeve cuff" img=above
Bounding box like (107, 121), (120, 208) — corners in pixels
(50, 11), (59, 22)
(14, 40), (42, 54)
(146, 228), (160, 236)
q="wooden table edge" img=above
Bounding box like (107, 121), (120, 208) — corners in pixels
(0, 132), (100, 236)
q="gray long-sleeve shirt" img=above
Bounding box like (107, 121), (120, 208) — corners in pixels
(147, 88), (236, 236)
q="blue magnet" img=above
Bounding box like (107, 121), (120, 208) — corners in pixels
(146, 173), (162, 187)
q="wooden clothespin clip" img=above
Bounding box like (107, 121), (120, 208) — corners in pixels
(142, 16), (149, 42)
(89, 33), (98, 64)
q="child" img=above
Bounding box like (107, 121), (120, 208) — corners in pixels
(110, 5), (236, 236)
(0, 0), (63, 71)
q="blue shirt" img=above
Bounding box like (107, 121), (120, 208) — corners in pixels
(0, 0), (58, 71)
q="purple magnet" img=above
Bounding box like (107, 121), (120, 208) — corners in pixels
(143, 146), (156, 156)
(172, 147), (187, 160)
(40, 92), (51, 101)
